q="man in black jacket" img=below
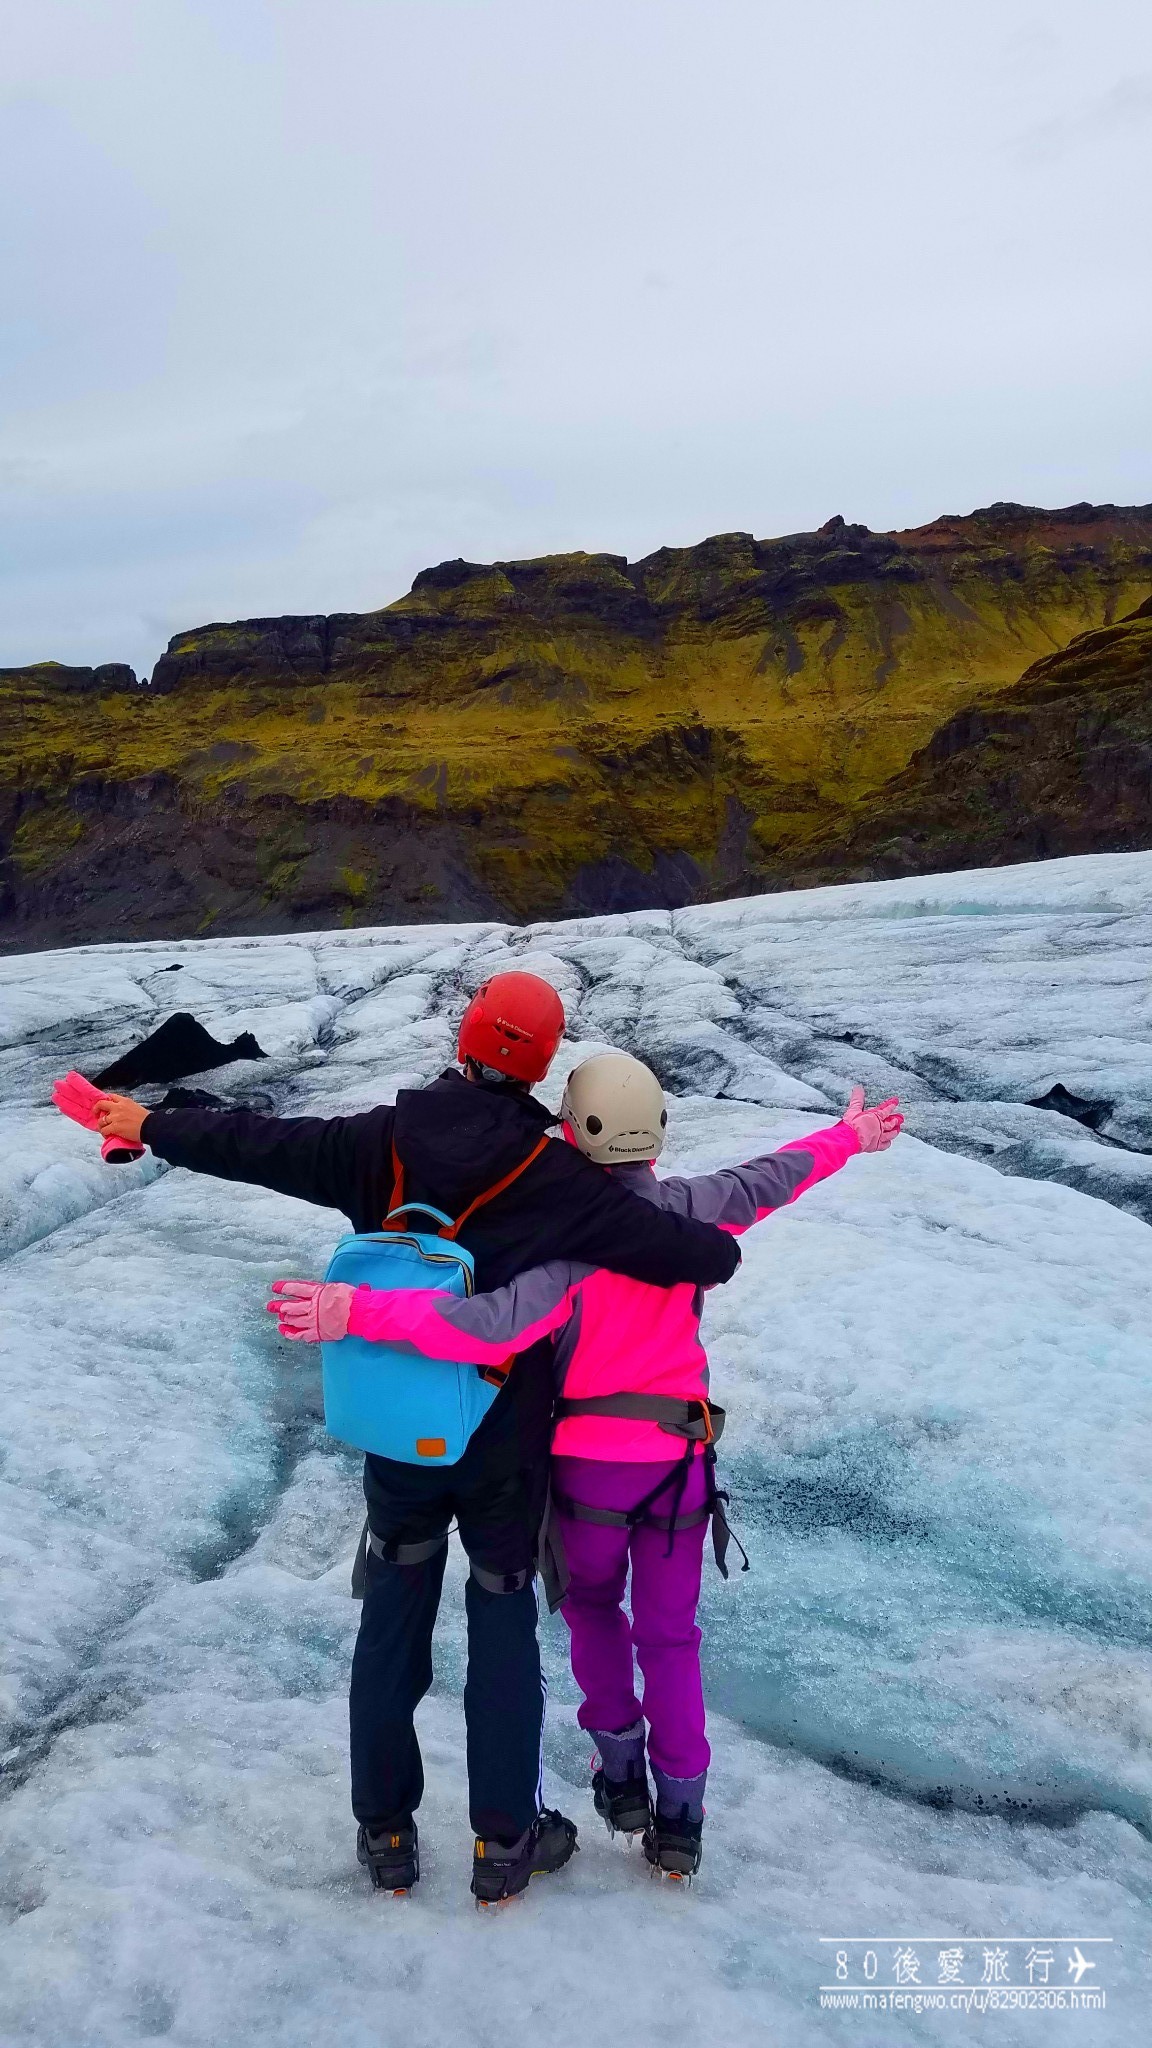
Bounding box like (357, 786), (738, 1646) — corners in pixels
(93, 972), (739, 1903)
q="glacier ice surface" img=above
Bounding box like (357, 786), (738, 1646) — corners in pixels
(1, 851), (1150, 2045)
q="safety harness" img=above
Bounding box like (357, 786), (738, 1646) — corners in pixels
(352, 1397), (750, 1604)
(546, 1394), (750, 1599)
(350, 1523), (533, 1598)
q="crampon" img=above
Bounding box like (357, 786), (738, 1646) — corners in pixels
(471, 1807), (578, 1907)
(642, 1810), (703, 1884)
(357, 1821), (419, 1896)
(593, 1764), (653, 1841)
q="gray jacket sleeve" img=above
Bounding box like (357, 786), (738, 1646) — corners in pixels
(653, 1126), (857, 1232)
(348, 1256), (592, 1364)
(436, 1258), (590, 1350)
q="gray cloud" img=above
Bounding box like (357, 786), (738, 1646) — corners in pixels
(1, 0), (1151, 679)
(1016, 70), (1152, 162)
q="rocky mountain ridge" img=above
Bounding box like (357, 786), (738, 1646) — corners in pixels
(3, 500), (1151, 949)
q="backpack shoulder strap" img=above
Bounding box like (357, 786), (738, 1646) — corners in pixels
(442, 1133), (552, 1240)
(381, 1140), (406, 1229)
(382, 1129), (551, 1238)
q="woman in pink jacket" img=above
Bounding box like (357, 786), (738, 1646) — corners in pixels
(271, 1058), (901, 1879)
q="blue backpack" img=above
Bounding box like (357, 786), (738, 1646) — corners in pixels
(319, 1138), (548, 1466)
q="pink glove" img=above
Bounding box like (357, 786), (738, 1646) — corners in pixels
(841, 1085), (903, 1153)
(52, 1071), (146, 1164)
(266, 1279), (357, 1343)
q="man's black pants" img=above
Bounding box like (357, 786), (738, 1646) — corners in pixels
(350, 1433), (548, 1843)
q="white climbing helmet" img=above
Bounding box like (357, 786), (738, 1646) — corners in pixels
(560, 1052), (668, 1165)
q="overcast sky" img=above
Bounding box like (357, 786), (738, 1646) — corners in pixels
(2, 0), (1151, 677)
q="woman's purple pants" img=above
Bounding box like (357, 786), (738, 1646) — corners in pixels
(552, 1453), (711, 1780)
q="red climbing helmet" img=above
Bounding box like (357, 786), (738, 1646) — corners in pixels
(457, 971), (565, 1084)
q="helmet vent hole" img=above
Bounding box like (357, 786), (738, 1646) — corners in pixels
(586, 1114), (603, 1135)
(659, 1110), (668, 1127)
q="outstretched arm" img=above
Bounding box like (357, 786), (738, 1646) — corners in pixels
(537, 1144), (741, 1287)
(656, 1089), (902, 1234)
(88, 1091), (391, 1215)
(269, 1259), (588, 1363)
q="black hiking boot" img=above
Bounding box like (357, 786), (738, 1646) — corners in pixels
(643, 1808), (703, 1882)
(357, 1821), (420, 1894)
(593, 1764), (653, 1839)
(471, 1807), (579, 1905)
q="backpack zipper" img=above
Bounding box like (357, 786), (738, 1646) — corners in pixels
(355, 1234), (474, 1296)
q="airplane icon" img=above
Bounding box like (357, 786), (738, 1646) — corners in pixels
(1067, 1948), (1096, 1985)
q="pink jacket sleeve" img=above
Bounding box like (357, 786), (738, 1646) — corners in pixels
(346, 1258), (588, 1363)
(655, 1121), (861, 1236)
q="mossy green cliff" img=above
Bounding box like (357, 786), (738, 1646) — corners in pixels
(3, 500), (1151, 947)
(798, 593), (1152, 883)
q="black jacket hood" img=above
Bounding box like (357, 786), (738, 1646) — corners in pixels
(391, 1068), (557, 1216)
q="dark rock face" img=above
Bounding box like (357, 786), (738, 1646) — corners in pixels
(1026, 1085), (1115, 1133)
(0, 662), (139, 693)
(149, 618), (340, 691)
(794, 596), (1152, 885)
(93, 1013), (267, 1089)
(2, 504), (1151, 950)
